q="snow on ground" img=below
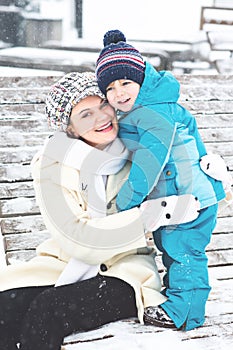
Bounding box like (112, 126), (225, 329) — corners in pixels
(64, 324), (201, 350)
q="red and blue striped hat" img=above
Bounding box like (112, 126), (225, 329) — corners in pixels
(96, 30), (145, 95)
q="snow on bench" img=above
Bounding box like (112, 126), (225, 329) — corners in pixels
(0, 74), (232, 349)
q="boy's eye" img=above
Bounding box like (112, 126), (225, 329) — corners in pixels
(106, 86), (113, 92)
(122, 81), (131, 86)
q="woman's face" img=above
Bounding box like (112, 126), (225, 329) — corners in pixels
(68, 95), (118, 149)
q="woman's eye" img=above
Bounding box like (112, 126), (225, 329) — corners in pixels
(106, 87), (113, 92)
(102, 100), (109, 107)
(81, 112), (91, 118)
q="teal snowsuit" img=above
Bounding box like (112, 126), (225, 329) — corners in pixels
(116, 62), (225, 330)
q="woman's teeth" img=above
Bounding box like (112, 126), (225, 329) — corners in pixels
(96, 121), (112, 131)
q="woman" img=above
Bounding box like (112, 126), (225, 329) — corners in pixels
(0, 72), (199, 350)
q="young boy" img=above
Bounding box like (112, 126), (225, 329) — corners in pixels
(95, 30), (227, 331)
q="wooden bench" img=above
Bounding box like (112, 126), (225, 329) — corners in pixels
(200, 6), (233, 73)
(200, 6), (233, 31)
(0, 74), (233, 349)
(0, 44), (170, 73)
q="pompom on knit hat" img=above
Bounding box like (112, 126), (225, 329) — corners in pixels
(96, 29), (145, 95)
(46, 71), (104, 131)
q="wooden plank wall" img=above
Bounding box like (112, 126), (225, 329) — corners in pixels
(0, 75), (232, 271)
(0, 74), (233, 349)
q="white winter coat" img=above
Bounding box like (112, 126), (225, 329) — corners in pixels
(0, 132), (166, 323)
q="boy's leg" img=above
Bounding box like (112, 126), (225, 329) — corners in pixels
(153, 204), (218, 330)
(20, 275), (137, 350)
(0, 286), (51, 349)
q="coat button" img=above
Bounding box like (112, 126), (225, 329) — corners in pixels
(161, 200), (167, 207)
(100, 264), (108, 272)
(107, 202), (112, 209)
(166, 170), (172, 176)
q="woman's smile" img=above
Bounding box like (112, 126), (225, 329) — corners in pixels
(96, 121), (113, 132)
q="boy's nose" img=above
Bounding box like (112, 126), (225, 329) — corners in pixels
(115, 88), (124, 97)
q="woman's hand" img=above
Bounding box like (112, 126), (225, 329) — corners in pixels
(140, 194), (200, 232)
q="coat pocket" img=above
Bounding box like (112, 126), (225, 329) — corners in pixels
(147, 163), (178, 199)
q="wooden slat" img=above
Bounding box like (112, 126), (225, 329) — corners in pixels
(4, 230), (49, 251)
(0, 88), (50, 104)
(0, 76), (232, 107)
(0, 146), (40, 164)
(1, 215), (46, 234)
(205, 141), (233, 156)
(0, 197), (39, 217)
(207, 250), (233, 267)
(0, 164), (32, 182)
(196, 114), (232, 128)
(208, 264), (233, 280)
(208, 232), (233, 251)
(0, 209), (231, 239)
(0, 103), (45, 117)
(1, 78), (233, 104)
(1, 143), (230, 166)
(178, 74), (233, 86)
(199, 127), (233, 142)
(0, 76), (61, 88)
(180, 85), (233, 101)
(214, 216), (233, 233)
(1, 101), (232, 117)
(0, 181), (35, 199)
(5, 246), (233, 273)
(6, 250), (37, 265)
(3, 213), (230, 238)
(1, 75), (232, 90)
(156, 249), (233, 271)
(181, 100), (233, 114)
(0, 131), (50, 147)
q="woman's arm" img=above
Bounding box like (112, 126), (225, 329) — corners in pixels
(32, 157), (146, 265)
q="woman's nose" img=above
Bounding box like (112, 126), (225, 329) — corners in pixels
(95, 109), (109, 120)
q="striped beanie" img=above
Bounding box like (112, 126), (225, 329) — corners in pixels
(96, 30), (145, 95)
(46, 72), (104, 131)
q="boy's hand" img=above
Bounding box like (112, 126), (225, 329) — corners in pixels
(140, 194), (200, 232)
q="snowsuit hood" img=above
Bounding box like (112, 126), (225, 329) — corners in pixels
(136, 62), (180, 106)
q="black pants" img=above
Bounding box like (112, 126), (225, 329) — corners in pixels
(0, 275), (137, 350)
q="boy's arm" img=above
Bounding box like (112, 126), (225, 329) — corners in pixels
(117, 107), (177, 211)
(178, 104), (207, 157)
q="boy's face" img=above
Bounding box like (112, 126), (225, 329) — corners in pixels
(106, 79), (140, 112)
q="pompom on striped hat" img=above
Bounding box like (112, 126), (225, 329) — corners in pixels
(96, 30), (145, 95)
(46, 72), (104, 131)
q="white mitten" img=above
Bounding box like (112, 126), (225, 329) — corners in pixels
(200, 153), (232, 187)
(140, 194), (200, 232)
(200, 153), (233, 212)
